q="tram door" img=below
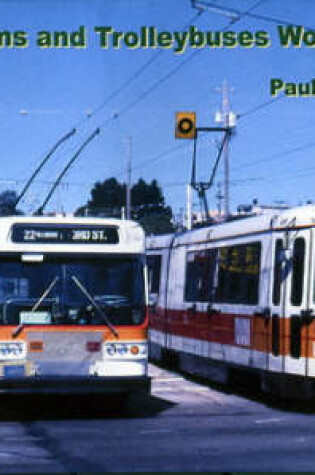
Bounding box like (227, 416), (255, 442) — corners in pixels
(269, 229), (312, 376)
(284, 229), (312, 377)
(268, 233), (286, 374)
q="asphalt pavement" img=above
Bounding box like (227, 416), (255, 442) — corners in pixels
(0, 364), (313, 471)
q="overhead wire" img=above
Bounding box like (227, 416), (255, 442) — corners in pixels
(193, 0), (315, 29)
(17, 8), (206, 211)
(24, 0), (269, 182)
(115, 142), (190, 179)
(232, 139), (315, 172)
(193, 0), (312, 121)
(186, 1), (315, 207)
(73, 8), (205, 129)
(20, 0), (294, 211)
(239, 94), (284, 119)
(158, 176), (261, 188)
(93, 0), (270, 212)
(98, 0), (267, 129)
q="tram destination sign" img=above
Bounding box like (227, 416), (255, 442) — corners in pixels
(11, 224), (119, 244)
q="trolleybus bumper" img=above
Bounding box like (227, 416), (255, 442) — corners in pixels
(0, 375), (151, 395)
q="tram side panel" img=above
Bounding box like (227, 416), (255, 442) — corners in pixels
(178, 242), (224, 379)
(223, 233), (271, 373)
(202, 236), (264, 375)
(147, 215), (315, 398)
(251, 232), (273, 372)
(184, 245), (213, 364)
(164, 245), (186, 361)
(283, 229), (310, 378)
(307, 228), (315, 379)
(148, 233), (273, 380)
(147, 248), (169, 360)
(260, 228), (315, 397)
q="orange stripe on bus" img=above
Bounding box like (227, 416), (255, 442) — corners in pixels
(0, 326), (147, 343)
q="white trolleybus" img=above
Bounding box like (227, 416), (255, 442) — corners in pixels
(147, 205), (315, 399)
(0, 215), (150, 396)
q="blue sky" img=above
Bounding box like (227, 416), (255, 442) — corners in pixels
(0, 0), (314, 218)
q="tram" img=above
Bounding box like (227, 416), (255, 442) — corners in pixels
(0, 215), (150, 395)
(146, 204), (315, 398)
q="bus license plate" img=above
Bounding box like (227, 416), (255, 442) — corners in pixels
(3, 365), (25, 378)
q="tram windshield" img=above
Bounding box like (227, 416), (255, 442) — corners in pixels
(0, 254), (145, 326)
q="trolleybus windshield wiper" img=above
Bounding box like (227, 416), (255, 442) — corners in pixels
(71, 275), (119, 338)
(12, 276), (59, 338)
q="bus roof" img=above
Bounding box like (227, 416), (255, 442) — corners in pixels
(0, 215), (145, 254)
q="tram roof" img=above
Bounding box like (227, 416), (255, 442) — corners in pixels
(146, 205), (315, 249)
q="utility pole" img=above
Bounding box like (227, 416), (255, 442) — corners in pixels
(215, 80), (236, 218)
(126, 137), (132, 220)
(216, 182), (223, 219)
(222, 80), (230, 217)
(186, 183), (192, 230)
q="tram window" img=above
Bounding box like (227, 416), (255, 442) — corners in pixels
(291, 238), (305, 306)
(147, 255), (162, 294)
(184, 249), (217, 302)
(272, 239), (283, 306)
(215, 242), (261, 305)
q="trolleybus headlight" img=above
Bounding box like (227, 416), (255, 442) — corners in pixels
(106, 344), (116, 356)
(0, 341), (26, 359)
(116, 344), (128, 355)
(104, 342), (147, 357)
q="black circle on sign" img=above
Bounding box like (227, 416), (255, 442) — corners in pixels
(178, 118), (193, 134)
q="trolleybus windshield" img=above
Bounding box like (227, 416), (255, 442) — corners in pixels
(0, 254), (145, 327)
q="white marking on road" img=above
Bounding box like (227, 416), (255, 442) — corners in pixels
(140, 429), (171, 434)
(182, 386), (224, 402)
(255, 418), (283, 424)
(154, 377), (184, 383)
(152, 387), (179, 392)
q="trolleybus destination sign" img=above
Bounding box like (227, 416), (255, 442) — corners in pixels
(11, 224), (119, 244)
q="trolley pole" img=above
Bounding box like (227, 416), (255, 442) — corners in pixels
(126, 137), (132, 220)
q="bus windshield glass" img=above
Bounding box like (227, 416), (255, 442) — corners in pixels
(0, 254), (145, 326)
